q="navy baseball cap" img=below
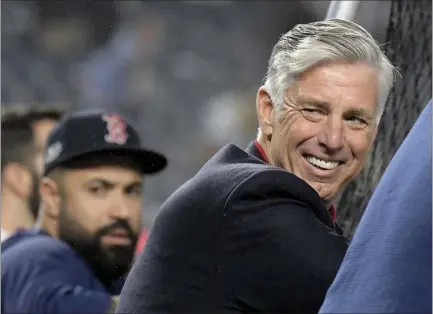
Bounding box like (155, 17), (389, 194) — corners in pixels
(43, 110), (167, 176)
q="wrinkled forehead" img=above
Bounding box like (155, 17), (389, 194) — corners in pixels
(289, 62), (379, 115)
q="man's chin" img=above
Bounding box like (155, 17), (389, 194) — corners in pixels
(307, 182), (336, 204)
(101, 249), (134, 275)
(104, 243), (134, 258)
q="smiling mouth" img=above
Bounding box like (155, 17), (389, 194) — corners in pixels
(304, 154), (342, 170)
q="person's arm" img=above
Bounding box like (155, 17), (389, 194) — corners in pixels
(223, 170), (349, 313)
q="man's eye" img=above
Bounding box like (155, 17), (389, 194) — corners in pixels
(88, 186), (107, 195)
(126, 186), (142, 197)
(346, 116), (368, 128)
(300, 108), (326, 122)
(301, 108), (324, 115)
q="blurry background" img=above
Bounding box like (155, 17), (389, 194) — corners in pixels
(2, 0), (431, 235)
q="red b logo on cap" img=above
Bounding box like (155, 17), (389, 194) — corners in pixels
(102, 114), (129, 145)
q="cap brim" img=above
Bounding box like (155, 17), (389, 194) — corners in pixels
(44, 146), (167, 176)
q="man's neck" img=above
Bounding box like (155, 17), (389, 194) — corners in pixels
(37, 217), (58, 238)
(1, 191), (35, 234)
(256, 134), (272, 164)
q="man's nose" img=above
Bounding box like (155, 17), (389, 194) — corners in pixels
(109, 195), (130, 220)
(317, 117), (345, 152)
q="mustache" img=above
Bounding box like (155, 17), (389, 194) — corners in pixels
(97, 219), (137, 241)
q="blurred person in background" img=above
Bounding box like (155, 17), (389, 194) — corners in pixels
(319, 101), (432, 313)
(1, 110), (167, 314)
(26, 108), (65, 176)
(117, 19), (396, 313)
(1, 107), (64, 242)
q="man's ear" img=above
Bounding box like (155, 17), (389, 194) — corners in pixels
(256, 86), (275, 137)
(3, 163), (32, 199)
(40, 177), (62, 219)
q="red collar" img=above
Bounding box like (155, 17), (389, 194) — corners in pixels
(328, 204), (336, 222)
(253, 140), (269, 163)
(253, 140), (336, 223)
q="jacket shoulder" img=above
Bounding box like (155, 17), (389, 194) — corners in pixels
(198, 144), (272, 185)
(226, 167), (324, 210)
(169, 144), (272, 206)
(151, 144), (276, 237)
(3, 233), (71, 257)
(2, 233), (86, 274)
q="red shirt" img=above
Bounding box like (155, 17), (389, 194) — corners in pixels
(135, 228), (150, 255)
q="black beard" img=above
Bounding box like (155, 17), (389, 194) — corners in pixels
(58, 209), (138, 288)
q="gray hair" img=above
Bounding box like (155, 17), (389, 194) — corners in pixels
(264, 19), (397, 123)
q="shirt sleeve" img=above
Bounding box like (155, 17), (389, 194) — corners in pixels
(222, 170), (349, 313)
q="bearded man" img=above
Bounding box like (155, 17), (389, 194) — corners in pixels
(1, 110), (167, 313)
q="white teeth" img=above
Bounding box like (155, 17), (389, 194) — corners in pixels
(306, 156), (339, 170)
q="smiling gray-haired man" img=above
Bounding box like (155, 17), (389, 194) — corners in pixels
(117, 19), (396, 313)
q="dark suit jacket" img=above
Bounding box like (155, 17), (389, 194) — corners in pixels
(117, 142), (349, 313)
